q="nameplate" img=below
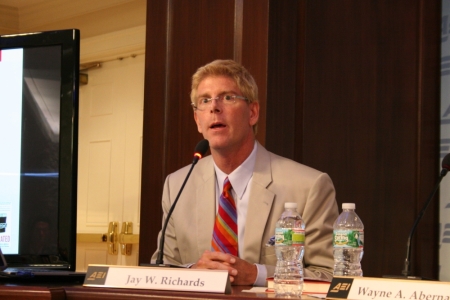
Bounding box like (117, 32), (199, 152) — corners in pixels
(326, 276), (450, 300)
(83, 264), (231, 294)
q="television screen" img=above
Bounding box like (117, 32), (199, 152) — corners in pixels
(0, 29), (79, 270)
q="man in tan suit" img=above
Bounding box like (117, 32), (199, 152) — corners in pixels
(152, 59), (339, 286)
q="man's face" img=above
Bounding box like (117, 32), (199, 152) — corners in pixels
(193, 76), (259, 153)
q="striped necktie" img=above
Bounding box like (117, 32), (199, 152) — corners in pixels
(211, 177), (238, 256)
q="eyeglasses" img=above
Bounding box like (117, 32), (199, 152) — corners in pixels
(191, 94), (248, 111)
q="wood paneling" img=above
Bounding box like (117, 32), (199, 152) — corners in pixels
(140, 0), (168, 262)
(141, 0), (441, 279)
(265, 0), (301, 159)
(241, 0), (270, 144)
(295, 0), (440, 278)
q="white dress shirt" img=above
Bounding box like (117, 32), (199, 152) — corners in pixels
(213, 142), (267, 286)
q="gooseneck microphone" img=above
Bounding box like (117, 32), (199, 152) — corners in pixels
(401, 153), (450, 277)
(155, 139), (209, 266)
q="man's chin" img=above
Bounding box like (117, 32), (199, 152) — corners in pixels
(204, 135), (226, 146)
(208, 142), (228, 151)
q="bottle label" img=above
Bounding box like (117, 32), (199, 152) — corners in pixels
(333, 229), (364, 248)
(275, 228), (305, 246)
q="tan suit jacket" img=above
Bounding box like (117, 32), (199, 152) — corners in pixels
(151, 142), (339, 281)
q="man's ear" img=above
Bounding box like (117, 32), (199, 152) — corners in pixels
(249, 101), (260, 127)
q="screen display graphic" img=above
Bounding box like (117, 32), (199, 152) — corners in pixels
(0, 46), (61, 255)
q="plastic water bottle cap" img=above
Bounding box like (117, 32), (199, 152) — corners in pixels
(284, 202), (298, 209)
(342, 203), (355, 210)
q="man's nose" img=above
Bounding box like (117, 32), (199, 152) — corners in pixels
(209, 97), (222, 113)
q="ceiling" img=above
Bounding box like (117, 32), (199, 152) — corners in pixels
(0, 0), (49, 8)
(0, 0), (146, 38)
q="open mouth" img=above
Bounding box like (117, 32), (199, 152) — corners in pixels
(210, 123), (226, 129)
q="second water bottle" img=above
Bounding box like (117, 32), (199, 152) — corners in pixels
(332, 203), (364, 276)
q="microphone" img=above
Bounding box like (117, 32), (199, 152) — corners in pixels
(154, 139), (209, 266)
(400, 153), (450, 278)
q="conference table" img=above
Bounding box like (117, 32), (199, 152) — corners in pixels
(0, 281), (284, 299)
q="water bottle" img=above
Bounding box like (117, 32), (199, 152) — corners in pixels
(333, 203), (364, 276)
(274, 202), (306, 297)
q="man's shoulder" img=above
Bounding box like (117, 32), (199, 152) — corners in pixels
(257, 146), (335, 192)
(259, 145), (324, 177)
(167, 155), (214, 180)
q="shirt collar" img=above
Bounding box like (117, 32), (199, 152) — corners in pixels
(213, 142), (257, 199)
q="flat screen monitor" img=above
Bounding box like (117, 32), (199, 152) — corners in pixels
(0, 29), (80, 270)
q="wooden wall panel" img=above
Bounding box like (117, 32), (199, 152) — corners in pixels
(241, 0), (270, 144)
(141, 0), (441, 279)
(265, 0), (300, 159)
(304, 0), (420, 278)
(294, 0), (440, 278)
(415, 0), (441, 278)
(163, 0), (236, 170)
(140, 0), (168, 264)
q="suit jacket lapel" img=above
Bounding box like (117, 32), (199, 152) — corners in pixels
(242, 143), (275, 262)
(195, 157), (216, 258)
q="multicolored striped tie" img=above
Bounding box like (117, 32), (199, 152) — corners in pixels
(211, 177), (238, 256)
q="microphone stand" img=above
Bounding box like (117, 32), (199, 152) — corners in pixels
(136, 139), (209, 269)
(155, 155), (202, 266)
(401, 168), (448, 277)
(140, 139), (208, 268)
